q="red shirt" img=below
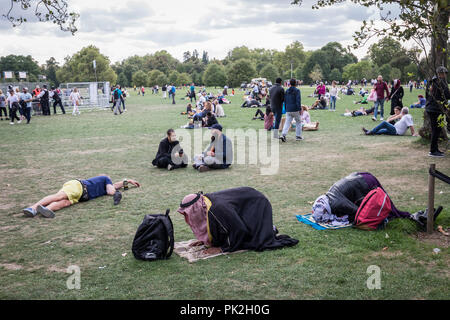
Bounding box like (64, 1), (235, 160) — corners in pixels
(374, 81), (390, 99)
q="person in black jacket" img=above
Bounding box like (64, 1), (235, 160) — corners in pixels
(51, 87), (66, 114)
(389, 79), (404, 115)
(152, 129), (188, 170)
(425, 66), (450, 158)
(269, 77), (285, 138)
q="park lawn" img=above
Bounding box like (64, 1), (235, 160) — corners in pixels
(0, 86), (449, 300)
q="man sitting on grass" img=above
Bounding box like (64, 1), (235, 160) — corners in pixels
(23, 176), (141, 218)
(152, 129), (188, 170)
(362, 107), (419, 137)
(193, 124), (233, 172)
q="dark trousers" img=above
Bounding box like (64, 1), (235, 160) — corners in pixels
(0, 106), (7, 118)
(41, 100), (50, 115)
(53, 99), (65, 114)
(24, 107), (31, 123)
(154, 155), (187, 169)
(10, 106), (20, 122)
(273, 107), (282, 130)
(172, 93), (176, 104)
(254, 109), (264, 119)
(428, 111), (441, 153)
(121, 97), (126, 110)
(190, 93), (196, 102)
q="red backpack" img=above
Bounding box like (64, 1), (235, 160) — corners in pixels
(354, 188), (392, 230)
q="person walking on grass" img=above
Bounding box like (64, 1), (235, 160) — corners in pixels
(269, 77), (285, 139)
(171, 84), (176, 104)
(280, 78), (303, 142)
(112, 85), (123, 115)
(22, 175), (141, 218)
(0, 89), (8, 121)
(372, 75), (390, 121)
(6, 89), (21, 125)
(70, 88), (81, 115)
(19, 87), (33, 124)
(50, 87), (65, 115)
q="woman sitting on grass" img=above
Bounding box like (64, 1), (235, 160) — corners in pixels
(301, 105), (319, 131)
(177, 187), (299, 254)
(252, 106), (274, 131)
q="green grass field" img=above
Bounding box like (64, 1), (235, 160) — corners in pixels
(0, 86), (449, 300)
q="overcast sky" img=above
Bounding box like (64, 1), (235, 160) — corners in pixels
(0, 0), (397, 65)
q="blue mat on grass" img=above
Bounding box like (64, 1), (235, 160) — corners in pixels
(296, 214), (353, 230)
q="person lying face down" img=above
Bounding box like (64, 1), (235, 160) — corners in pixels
(23, 175), (141, 218)
(177, 187), (299, 255)
(314, 172), (411, 224)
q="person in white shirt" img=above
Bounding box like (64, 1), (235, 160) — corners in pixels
(362, 107), (418, 136)
(6, 89), (21, 124)
(329, 81), (339, 111)
(69, 88), (81, 115)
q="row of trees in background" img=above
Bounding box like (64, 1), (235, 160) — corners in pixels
(0, 38), (438, 88)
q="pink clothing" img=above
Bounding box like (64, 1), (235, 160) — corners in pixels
(177, 194), (210, 246)
(317, 85), (326, 95)
(264, 112), (274, 130)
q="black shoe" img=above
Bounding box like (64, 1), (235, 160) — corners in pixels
(429, 151), (444, 158)
(113, 191), (122, 205)
(362, 127), (369, 135)
(279, 135), (286, 143)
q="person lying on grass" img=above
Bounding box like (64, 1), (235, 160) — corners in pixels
(177, 187), (299, 255)
(342, 106), (375, 117)
(23, 175), (141, 218)
(362, 107), (419, 137)
(313, 172), (443, 229)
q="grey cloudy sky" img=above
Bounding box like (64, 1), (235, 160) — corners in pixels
(0, 0), (398, 65)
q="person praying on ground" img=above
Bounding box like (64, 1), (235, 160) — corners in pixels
(177, 187), (298, 254)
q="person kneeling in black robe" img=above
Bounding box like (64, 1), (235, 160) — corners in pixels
(177, 187), (299, 254)
(152, 129), (188, 171)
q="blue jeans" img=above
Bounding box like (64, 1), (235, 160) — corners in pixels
(410, 103), (422, 109)
(370, 121), (397, 135)
(330, 96), (337, 110)
(374, 98), (385, 119)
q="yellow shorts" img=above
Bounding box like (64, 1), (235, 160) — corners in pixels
(60, 180), (83, 204)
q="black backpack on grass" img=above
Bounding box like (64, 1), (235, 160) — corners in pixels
(132, 209), (174, 261)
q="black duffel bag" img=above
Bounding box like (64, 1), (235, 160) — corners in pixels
(132, 209), (174, 261)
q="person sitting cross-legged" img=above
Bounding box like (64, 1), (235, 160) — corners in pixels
(152, 129), (188, 171)
(193, 124), (233, 172)
(22, 175), (141, 218)
(362, 107), (419, 137)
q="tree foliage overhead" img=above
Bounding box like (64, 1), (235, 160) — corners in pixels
(56, 45), (117, 84)
(3, 0), (79, 34)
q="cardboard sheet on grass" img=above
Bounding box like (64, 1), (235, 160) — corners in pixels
(296, 214), (352, 230)
(174, 239), (247, 263)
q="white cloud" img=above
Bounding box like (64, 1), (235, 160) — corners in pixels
(0, 0), (409, 65)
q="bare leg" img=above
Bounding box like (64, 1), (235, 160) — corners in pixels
(47, 200), (72, 212)
(31, 191), (68, 211)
